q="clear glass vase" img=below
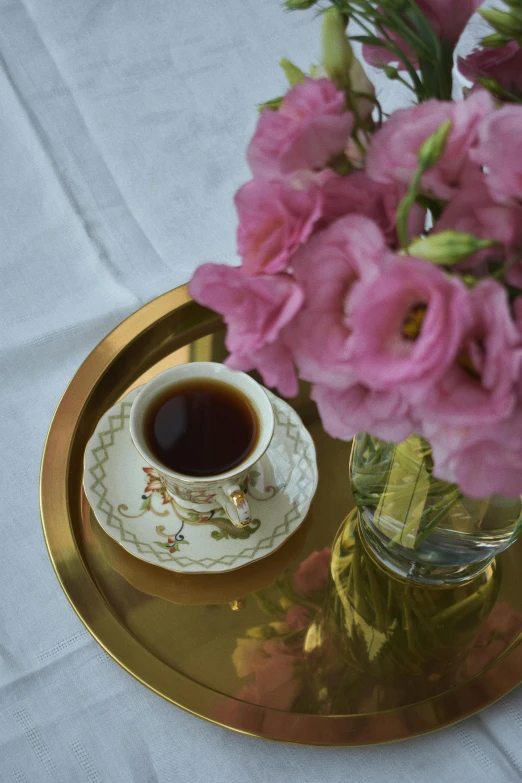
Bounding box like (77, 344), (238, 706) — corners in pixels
(350, 433), (522, 585)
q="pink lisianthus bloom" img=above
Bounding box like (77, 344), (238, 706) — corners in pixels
(363, 0), (482, 70)
(434, 164), (522, 274)
(425, 408), (522, 498)
(348, 257), (471, 398)
(288, 215), (387, 388)
(469, 104), (522, 204)
(247, 78), (353, 179)
(458, 42), (522, 97)
(189, 264), (303, 395)
(312, 383), (417, 444)
(234, 176), (323, 274)
(366, 89), (495, 199)
(416, 280), (520, 427)
(226, 337), (298, 397)
(514, 297), (522, 345)
(319, 170), (426, 248)
(293, 547), (331, 593)
(285, 605), (311, 631)
(232, 637), (300, 710)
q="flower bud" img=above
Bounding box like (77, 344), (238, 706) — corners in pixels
(285, 0), (318, 9)
(480, 8), (522, 37)
(383, 65), (400, 80)
(418, 119), (452, 168)
(280, 58), (306, 86)
(480, 32), (512, 48)
(321, 7), (353, 91)
(404, 230), (500, 265)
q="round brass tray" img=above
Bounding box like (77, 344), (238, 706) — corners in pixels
(40, 285), (522, 745)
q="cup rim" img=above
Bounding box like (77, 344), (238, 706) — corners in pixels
(129, 362), (275, 485)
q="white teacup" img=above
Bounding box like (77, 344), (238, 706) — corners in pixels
(129, 362), (275, 528)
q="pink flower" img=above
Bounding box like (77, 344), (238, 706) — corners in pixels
(234, 176), (323, 274)
(469, 104), (522, 203)
(366, 90), (495, 199)
(348, 257), (471, 397)
(293, 547), (331, 593)
(232, 637), (300, 710)
(363, 0), (481, 70)
(312, 383), (416, 444)
(286, 605), (310, 631)
(289, 215), (387, 388)
(426, 409), (522, 498)
(189, 264), (303, 396)
(416, 280), (520, 427)
(434, 164), (522, 273)
(465, 603), (522, 678)
(226, 338), (298, 397)
(247, 78), (353, 178)
(189, 263), (303, 354)
(319, 171), (426, 248)
(458, 42), (522, 96)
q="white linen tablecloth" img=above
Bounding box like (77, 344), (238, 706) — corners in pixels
(2, 1), (522, 780)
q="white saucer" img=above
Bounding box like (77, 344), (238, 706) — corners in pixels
(83, 387), (318, 573)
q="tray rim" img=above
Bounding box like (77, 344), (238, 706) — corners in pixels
(40, 284), (522, 746)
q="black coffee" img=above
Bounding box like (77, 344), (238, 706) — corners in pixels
(144, 379), (258, 477)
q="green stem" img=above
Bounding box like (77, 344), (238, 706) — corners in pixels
(396, 164), (425, 248)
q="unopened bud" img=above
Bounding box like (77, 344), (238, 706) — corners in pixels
(404, 230), (500, 265)
(418, 119), (452, 168)
(321, 7), (353, 91)
(285, 0), (318, 9)
(478, 76), (506, 94)
(480, 8), (522, 37)
(383, 65), (400, 80)
(280, 58), (306, 86)
(480, 32), (512, 47)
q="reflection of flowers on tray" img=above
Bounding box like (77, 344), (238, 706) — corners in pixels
(231, 547), (331, 711)
(227, 538), (520, 716)
(461, 602), (522, 679)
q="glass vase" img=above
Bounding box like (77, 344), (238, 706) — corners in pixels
(303, 509), (502, 711)
(350, 433), (522, 585)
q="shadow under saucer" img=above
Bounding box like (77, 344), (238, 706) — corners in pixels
(84, 491), (313, 605)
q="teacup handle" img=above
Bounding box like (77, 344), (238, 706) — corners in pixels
(218, 484), (251, 528)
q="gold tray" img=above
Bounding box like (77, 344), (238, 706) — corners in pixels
(40, 286), (522, 746)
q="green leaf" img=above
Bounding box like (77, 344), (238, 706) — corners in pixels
(154, 541), (173, 549)
(178, 539), (189, 545)
(249, 469), (261, 487)
(285, 0), (318, 9)
(348, 35), (389, 47)
(257, 96), (283, 113)
(140, 498), (151, 510)
(406, 5), (441, 60)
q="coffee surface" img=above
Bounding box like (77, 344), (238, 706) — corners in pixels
(144, 379), (258, 477)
